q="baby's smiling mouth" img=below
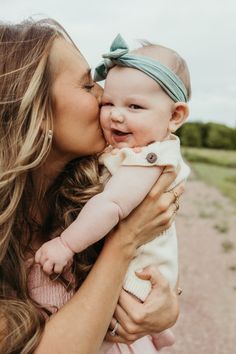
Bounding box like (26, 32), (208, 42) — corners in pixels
(111, 129), (131, 136)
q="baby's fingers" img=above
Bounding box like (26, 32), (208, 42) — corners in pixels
(35, 249), (42, 264)
(54, 263), (65, 274)
(43, 260), (54, 275)
(35, 248), (49, 266)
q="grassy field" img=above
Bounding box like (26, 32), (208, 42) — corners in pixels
(181, 147), (236, 203)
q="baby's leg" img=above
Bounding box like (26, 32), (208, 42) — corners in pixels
(151, 329), (175, 351)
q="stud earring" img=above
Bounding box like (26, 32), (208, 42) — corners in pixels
(48, 129), (53, 140)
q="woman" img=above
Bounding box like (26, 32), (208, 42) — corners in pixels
(0, 19), (183, 354)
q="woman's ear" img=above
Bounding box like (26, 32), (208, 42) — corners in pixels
(168, 102), (189, 133)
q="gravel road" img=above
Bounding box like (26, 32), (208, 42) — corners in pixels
(163, 173), (236, 354)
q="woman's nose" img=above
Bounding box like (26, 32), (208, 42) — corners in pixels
(110, 108), (124, 123)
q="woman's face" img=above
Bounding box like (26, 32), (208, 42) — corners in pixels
(50, 38), (106, 160)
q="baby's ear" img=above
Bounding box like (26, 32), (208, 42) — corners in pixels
(168, 102), (189, 133)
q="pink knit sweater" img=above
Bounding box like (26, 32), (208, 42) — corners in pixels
(27, 261), (158, 353)
(27, 261), (75, 314)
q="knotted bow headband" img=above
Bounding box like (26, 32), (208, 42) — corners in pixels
(94, 34), (188, 103)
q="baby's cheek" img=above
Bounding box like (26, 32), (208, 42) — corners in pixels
(100, 109), (109, 127)
(99, 125), (110, 145)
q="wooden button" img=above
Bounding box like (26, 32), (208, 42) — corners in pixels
(146, 152), (157, 163)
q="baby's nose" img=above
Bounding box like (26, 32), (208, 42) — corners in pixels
(110, 108), (124, 123)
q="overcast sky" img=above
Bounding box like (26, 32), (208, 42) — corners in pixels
(1, 0), (236, 127)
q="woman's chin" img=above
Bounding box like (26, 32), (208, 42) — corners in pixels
(95, 139), (107, 153)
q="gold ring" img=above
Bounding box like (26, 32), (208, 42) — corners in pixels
(110, 320), (119, 336)
(171, 190), (179, 202)
(177, 287), (183, 296)
(170, 190), (179, 211)
(174, 200), (180, 211)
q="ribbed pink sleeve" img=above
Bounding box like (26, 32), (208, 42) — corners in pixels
(27, 263), (75, 315)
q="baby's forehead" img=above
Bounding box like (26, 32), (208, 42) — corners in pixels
(106, 65), (154, 84)
(132, 45), (176, 71)
(104, 65), (165, 97)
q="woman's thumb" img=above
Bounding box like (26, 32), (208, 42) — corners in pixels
(135, 267), (152, 281)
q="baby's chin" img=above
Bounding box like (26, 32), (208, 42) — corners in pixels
(105, 133), (146, 149)
(110, 141), (136, 149)
(105, 136), (134, 149)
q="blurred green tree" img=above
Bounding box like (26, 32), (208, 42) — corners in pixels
(177, 122), (236, 150)
(205, 123), (233, 149)
(177, 122), (203, 147)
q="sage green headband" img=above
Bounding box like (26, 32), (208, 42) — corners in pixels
(94, 34), (188, 103)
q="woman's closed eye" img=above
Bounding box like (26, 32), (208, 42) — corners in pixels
(84, 83), (95, 92)
(101, 102), (113, 107)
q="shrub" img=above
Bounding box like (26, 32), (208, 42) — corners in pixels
(204, 123), (234, 150)
(177, 122), (236, 150)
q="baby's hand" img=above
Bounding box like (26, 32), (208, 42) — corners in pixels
(35, 237), (74, 275)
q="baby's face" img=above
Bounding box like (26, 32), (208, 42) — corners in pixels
(100, 66), (174, 148)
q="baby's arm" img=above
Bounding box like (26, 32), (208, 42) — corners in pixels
(61, 165), (163, 252)
(35, 165), (163, 274)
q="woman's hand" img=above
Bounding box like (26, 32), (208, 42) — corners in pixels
(105, 267), (179, 344)
(116, 168), (185, 250)
(103, 170), (184, 344)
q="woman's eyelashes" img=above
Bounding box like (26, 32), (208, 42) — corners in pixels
(83, 83), (95, 92)
(101, 102), (113, 107)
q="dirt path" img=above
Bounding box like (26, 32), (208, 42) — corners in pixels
(164, 172), (236, 354)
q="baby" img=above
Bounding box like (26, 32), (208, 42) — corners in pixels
(35, 34), (191, 351)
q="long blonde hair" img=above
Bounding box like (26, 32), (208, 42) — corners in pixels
(0, 19), (102, 353)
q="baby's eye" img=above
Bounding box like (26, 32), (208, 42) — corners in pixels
(129, 104), (143, 109)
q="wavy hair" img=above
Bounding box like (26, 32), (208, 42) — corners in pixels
(0, 19), (102, 353)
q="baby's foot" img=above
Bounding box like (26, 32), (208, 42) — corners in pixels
(152, 329), (175, 351)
